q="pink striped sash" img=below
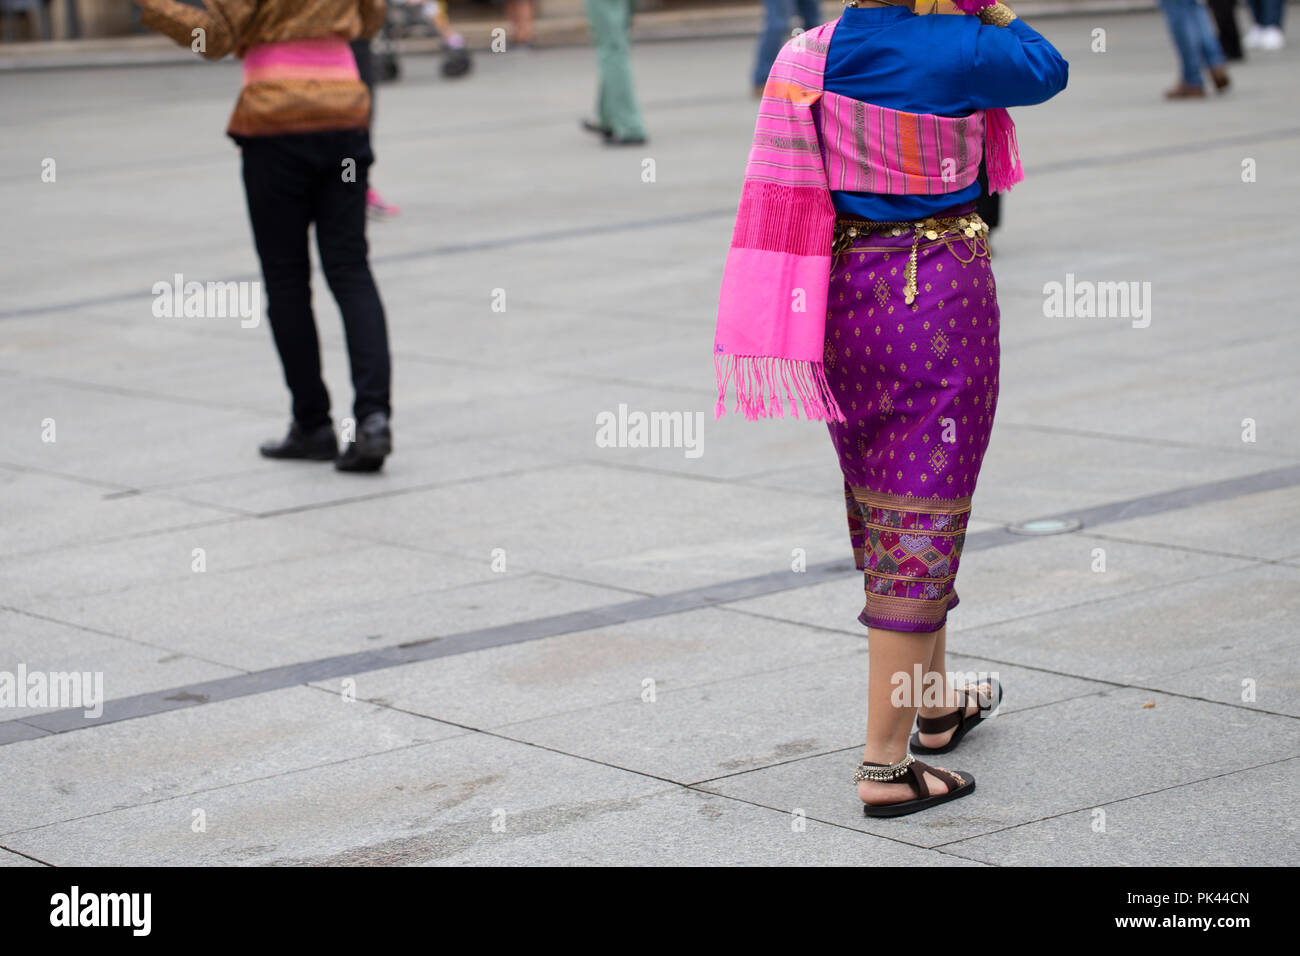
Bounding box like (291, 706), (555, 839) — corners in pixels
(714, 22), (844, 424)
(714, 15), (1024, 423)
(242, 36), (360, 87)
(819, 91), (984, 195)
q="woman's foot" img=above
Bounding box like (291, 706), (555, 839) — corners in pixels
(914, 679), (1000, 752)
(580, 117), (613, 139)
(366, 188), (400, 219)
(1165, 81), (1207, 99)
(854, 754), (974, 817)
(857, 764), (958, 806)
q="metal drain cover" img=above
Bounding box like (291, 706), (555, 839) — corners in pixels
(1006, 517), (1083, 536)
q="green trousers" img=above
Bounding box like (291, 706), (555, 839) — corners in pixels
(584, 0), (646, 139)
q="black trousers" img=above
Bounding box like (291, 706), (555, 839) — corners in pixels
(1207, 0), (1244, 60)
(239, 130), (391, 429)
(350, 37), (375, 119)
(974, 160), (1001, 231)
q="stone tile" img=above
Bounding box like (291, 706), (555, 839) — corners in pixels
(701, 688), (1298, 848)
(944, 757), (1300, 866)
(314, 607), (867, 728)
(1126, 645), (1300, 720)
(0, 379), (276, 489)
(0, 517), (352, 605)
(0, 311), (280, 418)
(0, 685), (460, 835)
(150, 434), (555, 517)
(950, 561), (1300, 702)
(496, 648), (1106, 785)
(0, 848), (44, 867)
(0, 466), (233, 555)
(0, 609), (239, 721)
(969, 428), (1279, 526)
(3, 732), (663, 866)
(282, 463), (850, 595)
(433, 787), (986, 867)
(30, 542), (496, 671)
(730, 530), (1254, 639)
(259, 571), (641, 675)
(1094, 484), (1300, 563)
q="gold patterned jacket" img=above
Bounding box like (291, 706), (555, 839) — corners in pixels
(136, 0), (386, 137)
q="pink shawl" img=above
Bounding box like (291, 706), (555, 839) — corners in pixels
(713, 14), (1023, 424)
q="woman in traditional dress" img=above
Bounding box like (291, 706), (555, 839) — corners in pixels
(714, 0), (1067, 816)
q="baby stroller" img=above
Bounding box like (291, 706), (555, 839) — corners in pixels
(375, 0), (473, 82)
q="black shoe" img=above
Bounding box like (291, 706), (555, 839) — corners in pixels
(580, 117), (612, 139)
(259, 421), (337, 461)
(335, 412), (392, 473)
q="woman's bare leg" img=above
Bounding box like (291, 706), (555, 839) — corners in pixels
(916, 623), (987, 749)
(507, 0), (536, 45)
(858, 625), (956, 805)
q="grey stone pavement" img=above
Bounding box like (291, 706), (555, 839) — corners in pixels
(1, 11), (1298, 866)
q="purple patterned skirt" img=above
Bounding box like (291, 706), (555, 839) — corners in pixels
(824, 210), (999, 634)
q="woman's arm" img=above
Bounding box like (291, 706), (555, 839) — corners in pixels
(964, 12), (1070, 109)
(134, 0), (257, 59)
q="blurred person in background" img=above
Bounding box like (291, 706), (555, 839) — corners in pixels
(1159, 0), (1231, 97)
(752, 0), (825, 96)
(1207, 0), (1245, 60)
(411, 0), (469, 49)
(135, 0), (396, 473)
(1243, 0), (1285, 49)
(580, 0), (646, 145)
(395, 1), (473, 73)
(350, 32), (402, 218)
(505, 0), (538, 49)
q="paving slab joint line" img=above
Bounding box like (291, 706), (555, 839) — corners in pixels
(0, 734), (462, 841)
(218, 680), (1124, 855)
(6, 124), (1300, 325)
(925, 754), (1300, 853)
(346, 666), (1294, 807)
(682, 696), (1105, 790)
(0, 845), (53, 867)
(2, 462), (1299, 747)
(678, 783), (945, 853)
(720, 573), (1300, 723)
(688, 755), (1300, 859)
(316, 685), (833, 797)
(1073, 528), (1300, 571)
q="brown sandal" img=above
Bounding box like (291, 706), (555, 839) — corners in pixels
(910, 678), (1002, 755)
(854, 754), (975, 818)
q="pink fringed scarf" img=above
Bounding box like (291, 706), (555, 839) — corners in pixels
(953, 0), (1024, 192)
(714, 10), (1024, 424)
(714, 20), (844, 423)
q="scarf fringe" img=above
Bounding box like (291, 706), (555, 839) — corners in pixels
(983, 107), (1023, 193)
(715, 354), (846, 423)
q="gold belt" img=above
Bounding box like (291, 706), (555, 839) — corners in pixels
(832, 213), (991, 306)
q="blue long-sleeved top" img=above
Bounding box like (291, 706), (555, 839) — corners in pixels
(822, 7), (1069, 221)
